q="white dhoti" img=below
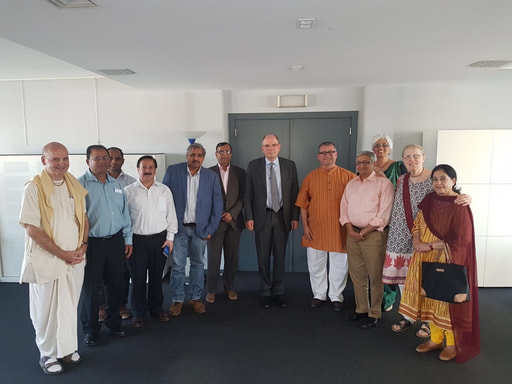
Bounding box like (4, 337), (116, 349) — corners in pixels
(30, 262), (84, 358)
(307, 247), (348, 302)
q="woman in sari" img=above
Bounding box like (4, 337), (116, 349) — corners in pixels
(371, 134), (406, 311)
(398, 164), (480, 362)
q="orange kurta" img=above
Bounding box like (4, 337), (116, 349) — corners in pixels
(296, 166), (356, 253)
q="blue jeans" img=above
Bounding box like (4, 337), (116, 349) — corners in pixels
(170, 225), (207, 302)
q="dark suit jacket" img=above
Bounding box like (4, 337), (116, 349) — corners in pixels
(209, 164), (246, 232)
(244, 157), (299, 232)
(162, 162), (223, 239)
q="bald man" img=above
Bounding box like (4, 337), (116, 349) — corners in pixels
(19, 142), (89, 375)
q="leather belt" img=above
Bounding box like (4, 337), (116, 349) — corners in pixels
(183, 223), (196, 227)
(352, 225), (389, 231)
(90, 230), (122, 241)
(133, 230), (166, 239)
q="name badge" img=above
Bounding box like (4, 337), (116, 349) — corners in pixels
(115, 188), (123, 194)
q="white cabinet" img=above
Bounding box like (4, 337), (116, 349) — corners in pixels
(0, 153), (166, 282)
(437, 130), (510, 286)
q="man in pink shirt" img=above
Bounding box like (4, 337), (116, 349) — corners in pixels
(339, 150), (394, 329)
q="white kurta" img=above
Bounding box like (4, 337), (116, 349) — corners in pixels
(19, 181), (85, 358)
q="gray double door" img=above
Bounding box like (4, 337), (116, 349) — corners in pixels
(228, 111), (358, 273)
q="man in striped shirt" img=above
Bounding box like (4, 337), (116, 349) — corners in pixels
(295, 142), (357, 311)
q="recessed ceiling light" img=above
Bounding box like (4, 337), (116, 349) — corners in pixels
(296, 18), (315, 29)
(290, 65), (304, 72)
(48, 0), (97, 8)
(468, 60), (512, 68)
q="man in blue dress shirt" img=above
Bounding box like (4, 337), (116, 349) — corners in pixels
(78, 145), (133, 346)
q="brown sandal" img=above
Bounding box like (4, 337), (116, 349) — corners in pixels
(416, 322), (431, 338)
(391, 318), (413, 332)
(39, 357), (64, 375)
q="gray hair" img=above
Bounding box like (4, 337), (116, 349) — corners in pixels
(356, 150), (376, 162)
(186, 142), (206, 155)
(401, 144), (424, 157)
(371, 133), (393, 151)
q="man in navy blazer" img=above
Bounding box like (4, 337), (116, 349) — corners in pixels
(245, 134), (299, 308)
(162, 143), (223, 316)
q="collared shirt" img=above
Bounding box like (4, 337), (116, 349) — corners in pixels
(339, 171), (395, 231)
(125, 180), (178, 240)
(79, 168), (133, 244)
(112, 170), (137, 188)
(296, 166), (357, 252)
(218, 163), (230, 194)
(183, 167), (200, 223)
(265, 157), (282, 209)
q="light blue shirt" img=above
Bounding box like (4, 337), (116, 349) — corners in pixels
(78, 169), (133, 244)
(265, 157), (282, 209)
(112, 170), (137, 188)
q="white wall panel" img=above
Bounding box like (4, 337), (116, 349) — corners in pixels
(22, 79), (97, 153)
(437, 130), (492, 184)
(475, 236), (486, 287)
(487, 184), (512, 237)
(484, 237), (512, 286)
(491, 130), (512, 184)
(0, 82), (26, 153)
(457, 184), (489, 236)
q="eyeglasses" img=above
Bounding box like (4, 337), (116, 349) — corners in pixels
(216, 150), (232, 155)
(262, 144), (279, 148)
(373, 143), (389, 148)
(91, 156), (110, 161)
(318, 150), (336, 156)
(355, 161), (372, 166)
(402, 154), (423, 161)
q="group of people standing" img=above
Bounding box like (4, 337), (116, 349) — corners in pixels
(18, 133), (480, 375)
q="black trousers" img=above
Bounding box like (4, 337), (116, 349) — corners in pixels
(128, 232), (167, 319)
(80, 231), (125, 334)
(207, 223), (241, 293)
(254, 209), (288, 297)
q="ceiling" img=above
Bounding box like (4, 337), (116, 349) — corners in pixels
(1, 0), (512, 90)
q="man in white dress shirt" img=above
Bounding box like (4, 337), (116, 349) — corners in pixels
(125, 156), (178, 327)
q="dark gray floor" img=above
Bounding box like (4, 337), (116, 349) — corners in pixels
(1, 272), (510, 384)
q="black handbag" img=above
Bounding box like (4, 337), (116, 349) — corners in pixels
(421, 243), (469, 303)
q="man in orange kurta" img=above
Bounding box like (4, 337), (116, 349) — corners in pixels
(295, 142), (356, 311)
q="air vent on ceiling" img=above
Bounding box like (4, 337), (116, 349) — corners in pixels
(468, 60), (512, 68)
(97, 69), (136, 76)
(48, 0), (97, 8)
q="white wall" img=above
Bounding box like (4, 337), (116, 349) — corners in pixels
(363, 79), (512, 167)
(3, 76), (512, 283)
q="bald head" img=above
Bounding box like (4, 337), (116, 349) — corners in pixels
(42, 142), (67, 156)
(41, 142), (70, 181)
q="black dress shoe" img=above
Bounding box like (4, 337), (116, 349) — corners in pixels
(310, 298), (325, 308)
(332, 301), (343, 312)
(275, 294), (287, 308)
(84, 333), (97, 346)
(344, 312), (368, 321)
(110, 327), (127, 337)
(262, 296), (272, 308)
(361, 317), (379, 329)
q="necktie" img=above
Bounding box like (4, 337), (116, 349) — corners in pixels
(270, 162), (280, 212)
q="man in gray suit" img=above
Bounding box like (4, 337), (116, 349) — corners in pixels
(206, 142), (246, 304)
(245, 134), (299, 308)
